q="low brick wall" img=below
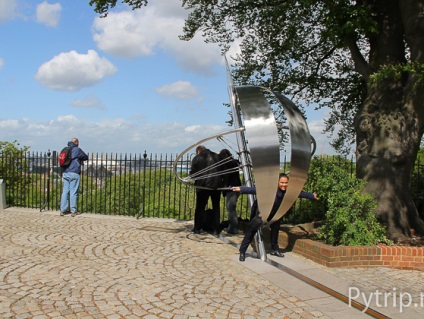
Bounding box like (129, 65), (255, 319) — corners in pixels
(279, 232), (424, 271)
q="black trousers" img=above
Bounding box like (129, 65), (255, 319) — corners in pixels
(239, 215), (263, 254)
(239, 215), (281, 254)
(193, 190), (221, 232)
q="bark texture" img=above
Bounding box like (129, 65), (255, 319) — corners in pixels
(355, 0), (424, 239)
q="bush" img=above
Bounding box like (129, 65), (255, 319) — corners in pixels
(0, 141), (32, 206)
(317, 182), (390, 246)
(412, 147), (424, 220)
(305, 156), (390, 246)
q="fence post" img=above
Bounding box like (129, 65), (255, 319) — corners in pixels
(137, 150), (148, 219)
(0, 179), (6, 210)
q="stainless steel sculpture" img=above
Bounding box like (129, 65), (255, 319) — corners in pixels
(173, 59), (313, 261)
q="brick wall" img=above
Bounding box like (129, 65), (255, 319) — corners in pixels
(282, 237), (424, 271)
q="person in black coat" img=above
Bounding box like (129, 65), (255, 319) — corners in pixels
(219, 149), (242, 234)
(232, 173), (318, 261)
(190, 145), (223, 234)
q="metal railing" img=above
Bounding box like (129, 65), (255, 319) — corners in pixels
(1, 150), (423, 223)
(0, 151), (252, 221)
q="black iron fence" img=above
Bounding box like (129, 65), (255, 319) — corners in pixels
(1, 151), (423, 224)
(0, 151), (252, 221)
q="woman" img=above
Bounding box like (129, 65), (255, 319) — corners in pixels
(232, 173), (318, 261)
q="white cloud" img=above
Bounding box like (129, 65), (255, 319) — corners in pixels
(34, 50), (117, 91)
(71, 95), (106, 110)
(36, 1), (62, 27)
(0, 0), (18, 23)
(308, 119), (330, 155)
(57, 115), (78, 122)
(156, 81), (198, 100)
(0, 118), (22, 129)
(92, 10), (158, 58)
(0, 116), (229, 155)
(91, 3), (223, 74)
(0, 115), (341, 158)
(0, 57), (4, 69)
(152, 0), (188, 19)
(307, 119), (350, 156)
(185, 125), (201, 133)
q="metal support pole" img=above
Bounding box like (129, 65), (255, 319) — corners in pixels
(255, 228), (267, 261)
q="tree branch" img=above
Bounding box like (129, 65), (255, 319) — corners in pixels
(347, 38), (369, 80)
(292, 45), (337, 96)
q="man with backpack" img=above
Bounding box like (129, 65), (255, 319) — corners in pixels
(60, 138), (88, 217)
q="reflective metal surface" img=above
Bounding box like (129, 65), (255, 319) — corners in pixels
(225, 59), (254, 191)
(235, 86), (281, 223)
(266, 90), (312, 225)
(226, 64), (267, 262)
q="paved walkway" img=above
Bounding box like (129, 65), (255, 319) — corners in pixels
(0, 208), (423, 319)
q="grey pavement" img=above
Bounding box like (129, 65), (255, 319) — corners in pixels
(0, 208), (423, 319)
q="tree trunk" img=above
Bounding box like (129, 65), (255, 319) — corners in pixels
(355, 77), (424, 240)
(354, 0), (424, 241)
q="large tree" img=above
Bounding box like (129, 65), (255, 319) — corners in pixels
(90, 0), (424, 240)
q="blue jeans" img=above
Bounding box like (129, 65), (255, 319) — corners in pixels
(225, 191), (240, 231)
(60, 172), (80, 213)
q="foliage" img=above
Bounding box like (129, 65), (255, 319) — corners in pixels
(302, 156), (354, 215)
(303, 156), (390, 246)
(89, 0), (148, 17)
(412, 148), (424, 220)
(318, 185), (390, 246)
(179, 0), (376, 156)
(369, 62), (424, 91)
(0, 141), (32, 206)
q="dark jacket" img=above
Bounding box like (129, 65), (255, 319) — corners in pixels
(239, 186), (316, 221)
(190, 148), (223, 190)
(221, 158), (241, 196)
(62, 141), (88, 175)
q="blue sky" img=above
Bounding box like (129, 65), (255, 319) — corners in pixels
(0, 0), (339, 157)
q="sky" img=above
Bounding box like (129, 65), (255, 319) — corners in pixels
(0, 0), (341, 158)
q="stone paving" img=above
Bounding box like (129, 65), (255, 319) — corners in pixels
(0, 208), (330, 319)
(307, 255), (424, 300)
(292, 253), (424, 316)
(1, 208), (423, 318)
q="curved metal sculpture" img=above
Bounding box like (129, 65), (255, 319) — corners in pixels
(172, 59), (313, 261)
(172, 128), (244, 190)
(235, 86), (281, 224)
(226, 85), (312, 225)
(233, 85), (312, 261)
(262, 89), (312, 225)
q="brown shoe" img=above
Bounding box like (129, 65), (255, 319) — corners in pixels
(71, 212), (81, 217)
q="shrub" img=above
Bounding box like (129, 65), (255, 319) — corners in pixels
(317, 182), (390, 246)
(412, 147), (424, 220)
(0, 141), (32, 206)
(305, 156), (390, 246)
